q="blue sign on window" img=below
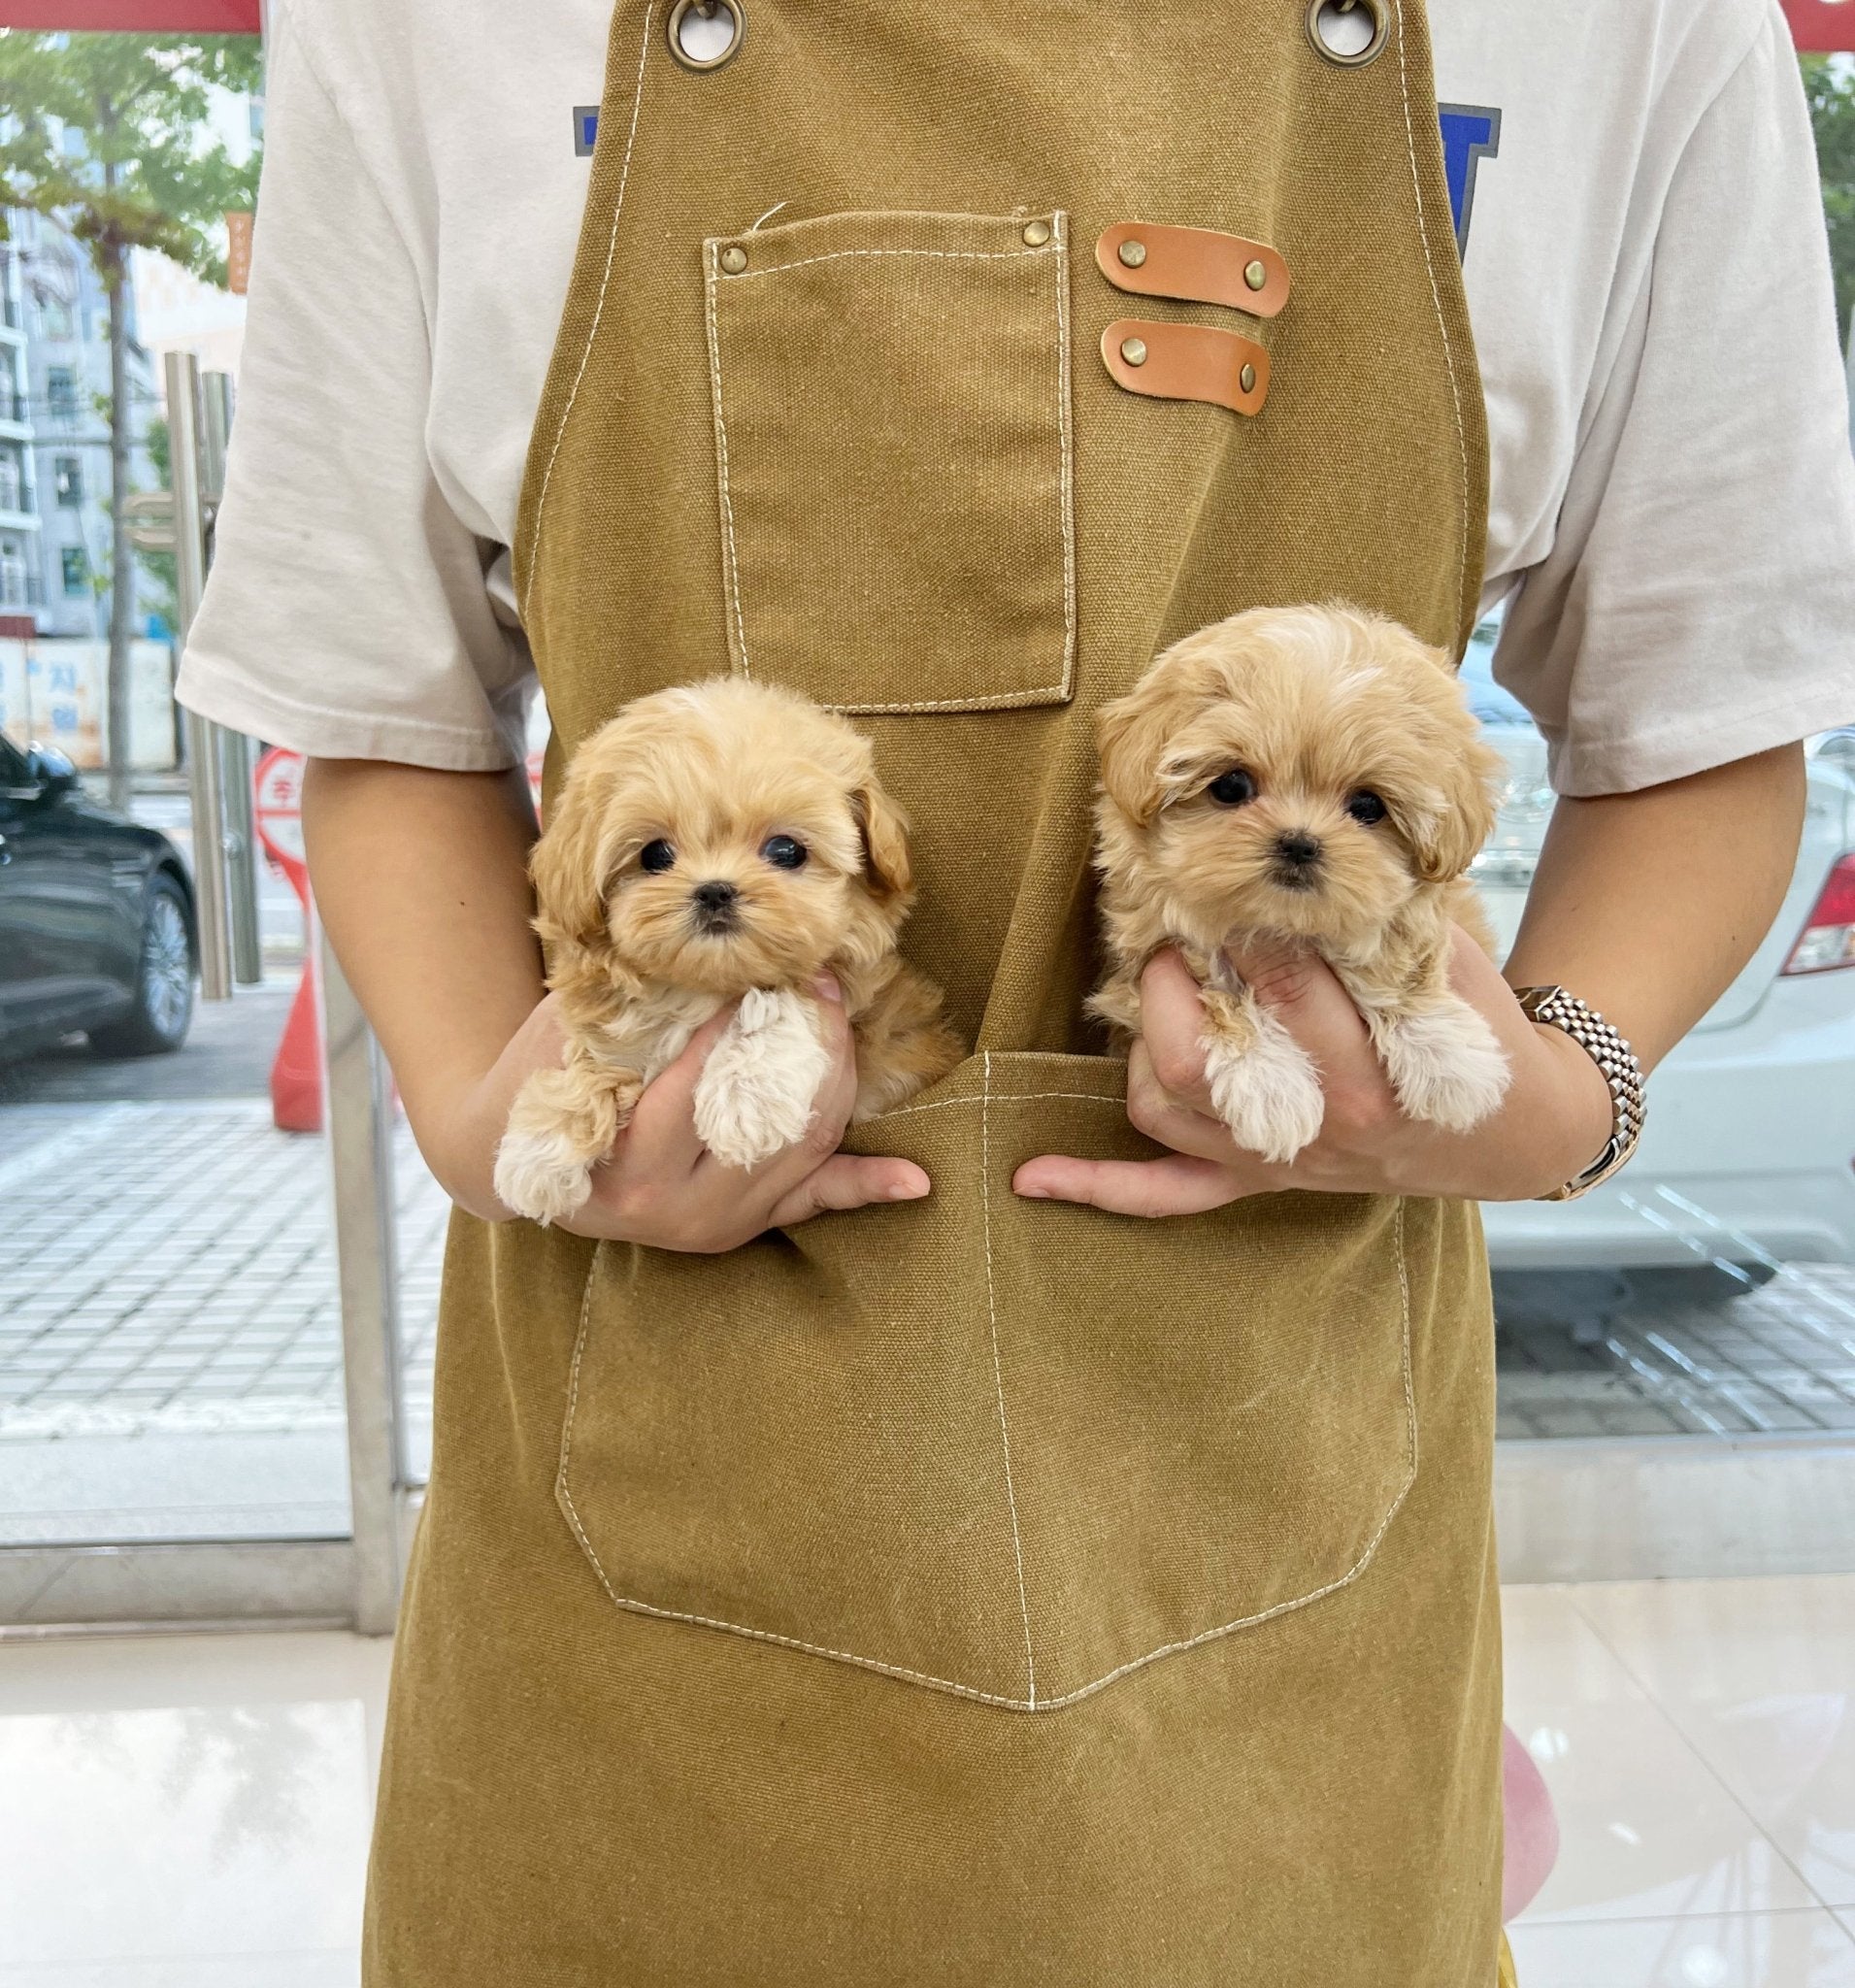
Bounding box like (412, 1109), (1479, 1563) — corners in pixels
(1438, 105), (1503, 259)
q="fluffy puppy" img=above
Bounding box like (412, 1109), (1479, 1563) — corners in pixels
(494, 679), (964, 1225)
(1090, 603), (1510, 1164)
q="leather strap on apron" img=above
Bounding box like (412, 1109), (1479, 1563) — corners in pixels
(366, 6), (1506, 1983)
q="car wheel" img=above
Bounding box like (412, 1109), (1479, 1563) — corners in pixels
(88, 874), (196, 1057)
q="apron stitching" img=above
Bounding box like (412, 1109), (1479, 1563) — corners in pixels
(553, 1151), (1417, 1713)
(706, 244), (755, 676)
(873, 1088), (1122, 1123)
(980, 1057), (1040, 1706)
(705, 227), (1074, 712)
(1391, 0), (1473, 628)
(522, 1), (656, 622)
(719, 242), (1059, 280)
(1052, 215), (1077, 700)
(819, 687), (1074, 712)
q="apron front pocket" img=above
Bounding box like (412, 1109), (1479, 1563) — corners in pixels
(703, 209), (1077, 714)
(557, 1053), (1418, 1711)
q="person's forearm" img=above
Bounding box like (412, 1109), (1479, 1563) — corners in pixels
(1503, 744), (1806, 1072)
(302, 758), (544, 1142)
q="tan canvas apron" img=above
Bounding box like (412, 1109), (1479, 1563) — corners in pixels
(365, 3), (1506, 1981)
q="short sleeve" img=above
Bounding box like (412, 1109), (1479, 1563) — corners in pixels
(1494, 7), (1855, 796)
(175, 0), (531, 769)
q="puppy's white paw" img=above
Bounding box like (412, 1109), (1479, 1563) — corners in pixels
(493, 1130), (595, 1228)
(694, 985), (834, 1171)
(1203, 1011), (1325, 1164)
(1377, 1001), (1511, 1132)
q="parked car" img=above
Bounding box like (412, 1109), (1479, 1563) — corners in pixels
(0, 730), (197, 1061)
(1465, 624), (1855, 1269)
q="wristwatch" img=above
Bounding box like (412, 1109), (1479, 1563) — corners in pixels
(1512, 984), (1646, 1202)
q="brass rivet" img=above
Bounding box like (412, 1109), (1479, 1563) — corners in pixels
(720, 245), (748, 274)
(1244, 259), (1268, 291)
(1118, 238), (1147, 269)
(1021, 218), (1052, 247)
(1120, 336), (1148, 368)
(1306, 0), (1387, 68)
(669, 0), (747, 71)
(1240, 362), (1257, 393)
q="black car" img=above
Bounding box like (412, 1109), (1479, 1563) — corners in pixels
(0, 731), (198, 1059)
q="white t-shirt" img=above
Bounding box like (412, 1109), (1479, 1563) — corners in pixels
(178, 0), (1855, 797)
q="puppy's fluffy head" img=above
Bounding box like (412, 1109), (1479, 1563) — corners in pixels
(533, 679), (913, 999)
(1095, 604), (1504, 950)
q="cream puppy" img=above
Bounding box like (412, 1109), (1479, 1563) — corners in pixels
(494, 679), (963, 1225)
(1090, 603), (1510, 1164)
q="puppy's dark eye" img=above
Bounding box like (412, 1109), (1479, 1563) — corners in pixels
(1346, 791), (1388, 826)
(760, 834), (808, 871)
(639, 839), (677, 874)
(1207, 768), (1257, 807)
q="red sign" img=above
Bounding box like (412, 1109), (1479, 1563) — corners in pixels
(252, 746), (320, 1134)
(0, 2), (259, 26)
(1, 0), (1849, 47)
(1786, 1), (1855, 50)
(253, 745), (307, 878)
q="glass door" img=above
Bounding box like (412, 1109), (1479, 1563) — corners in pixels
(1465, 613), (1855, 1580)
(0, 352), (408, 1634)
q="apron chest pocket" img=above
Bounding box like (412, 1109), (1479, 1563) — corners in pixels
(556, 1054), (1419, 1712)
(703, 210), (1077, 713)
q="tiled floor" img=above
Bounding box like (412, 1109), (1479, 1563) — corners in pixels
(10, 1097), (1855, 1466)
(1495, 1265), (1855, 1441)
(0, 1102), (448, 1540)
(0, 1103), (447, 1444)
(0, 1577), (1850, 1984)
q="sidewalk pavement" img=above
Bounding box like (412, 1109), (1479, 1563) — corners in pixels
(0, 1099), (447, 1543)
(7, 1044), (1855, 1541)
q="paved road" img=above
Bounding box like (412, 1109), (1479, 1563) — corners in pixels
(0, 980), (296, 1112)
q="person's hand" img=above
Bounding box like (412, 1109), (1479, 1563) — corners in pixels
(425, 978), (930, 1248)
(1012, 932), (1615, 1216)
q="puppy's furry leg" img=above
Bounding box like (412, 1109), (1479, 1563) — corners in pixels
(1198, 977), (1326, 1164)
(494, 1049), (645, 1226)
(1092, 958), (1324, 1163)
(1342, 947), (1511, 1134)
(849, 963), (966, 1120)
(1085, 968), (1143, 1044)
(1368, 995), (1511, 1132)
(694, 985), (835, 1170)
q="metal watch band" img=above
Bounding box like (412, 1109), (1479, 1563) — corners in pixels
(1512, 984), (1646, 1203)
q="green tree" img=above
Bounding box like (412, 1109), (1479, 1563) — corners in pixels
(1804, 55), (1855, 355)
(0, 31), (260, 807)
(141, 412), (177, 632)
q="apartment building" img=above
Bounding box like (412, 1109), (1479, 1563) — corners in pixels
(0, 209), (157, 639)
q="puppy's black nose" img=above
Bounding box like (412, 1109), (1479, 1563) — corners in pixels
(690, 880), (740, 930)
(1275, 831), (1323, 868)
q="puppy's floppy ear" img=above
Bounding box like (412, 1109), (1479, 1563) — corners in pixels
(852, 776), (913, 905)
(529, 763), (619, 957)
(1096, 665), (1208, 827)
(1404, 729), (1505, 883)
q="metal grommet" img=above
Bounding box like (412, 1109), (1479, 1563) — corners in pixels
(1118, 238), (1147, 269)
(1240, 362), (1257, 393)
(1119, 336), (1149, 368)
(669, 0), (745, 71)
(1306, 0), (1387, 67)
(719, 244), (748, 274)
(1022, 218), (1052, 247)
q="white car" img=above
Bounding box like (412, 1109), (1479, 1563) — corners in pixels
(1465, 625), (1855, 1270)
